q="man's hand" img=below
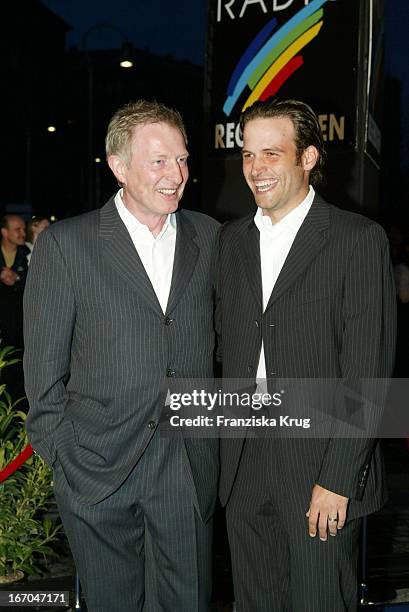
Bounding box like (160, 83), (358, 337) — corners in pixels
(0, 267), (18, 286)
(306, 484), (349, 541)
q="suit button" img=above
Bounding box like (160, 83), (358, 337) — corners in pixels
(148, 421), (156, 430)
(166, 368), (176, 377)
(164, 317), (174, 325)
(247, 365), (254, 374)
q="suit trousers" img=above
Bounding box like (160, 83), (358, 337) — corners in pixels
(53, 430), (212, 612)
(225, 438), (361, 612)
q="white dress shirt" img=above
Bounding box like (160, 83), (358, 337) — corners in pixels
(115, 190), (176, 313)
(254, 186), (315, 380)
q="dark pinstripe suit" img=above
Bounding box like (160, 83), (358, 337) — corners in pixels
(217, 195), (396, 611)
(24, 197), (219, 611)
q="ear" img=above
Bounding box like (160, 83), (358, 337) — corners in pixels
(107, 155), (127, 185)
(0, 227), (7, 240)
(301, 145), (318, 172)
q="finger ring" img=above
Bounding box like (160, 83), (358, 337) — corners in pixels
(328, 517), (337, 522)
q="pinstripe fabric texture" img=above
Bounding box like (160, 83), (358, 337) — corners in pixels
(23, 196), (219, 611)
(53, 432), (212, 612)
(217, 195), (396, 611)
(226, 437), (362, 612)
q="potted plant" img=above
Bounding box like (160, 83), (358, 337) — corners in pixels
(0, 345), (62, 583)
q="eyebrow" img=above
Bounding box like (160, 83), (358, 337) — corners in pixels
(150, 151), (190, 158)
(241, 146), (285, 154)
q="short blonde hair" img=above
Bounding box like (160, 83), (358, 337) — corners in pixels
(105, 100), (188, 165)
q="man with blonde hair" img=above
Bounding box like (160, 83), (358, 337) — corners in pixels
(24, 100), (219, 611)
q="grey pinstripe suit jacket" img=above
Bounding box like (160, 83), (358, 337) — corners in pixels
(218, 195), (396, 518)
(24, 197), (219, 522)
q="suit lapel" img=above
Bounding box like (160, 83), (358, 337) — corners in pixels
(166, 210), (199, 315)
(240, 219), (263, 310)
(99, 197), (163, 315)
(265, 196), (330, 310)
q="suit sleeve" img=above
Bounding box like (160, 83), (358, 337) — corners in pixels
(316, 222), (396, 500)
(24, 229), (76, 466)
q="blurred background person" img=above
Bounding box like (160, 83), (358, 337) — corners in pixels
(0, 214), (29, 345)
(394, 253), (409, 304)
(0, 214), (29, 404)
(388, 223), (409, 378)
(25, 216), (50, 263)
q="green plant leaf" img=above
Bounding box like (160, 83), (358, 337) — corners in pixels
(0, 347), (61, 576)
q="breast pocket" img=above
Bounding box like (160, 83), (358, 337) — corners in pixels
(290, 295), (332, 321)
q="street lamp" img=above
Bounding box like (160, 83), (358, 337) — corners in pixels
(81, 23), (134, 210)
(119, 42), (134, 68)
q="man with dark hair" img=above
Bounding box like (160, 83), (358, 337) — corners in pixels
(0, 214), (29, 346)
(0, 214), (29, 401)
(217, 98), (396, 611)
(239, 98), (327, 185)
(24, 100), (219, 611)
(0, 214), (28, 290)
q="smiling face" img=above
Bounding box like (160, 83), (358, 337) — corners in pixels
(242, 116), (318, 223)
(108, 121), (189, 224)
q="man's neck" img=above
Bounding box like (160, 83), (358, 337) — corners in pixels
(258, 185), (312, 225)
(144, 214), (168, 238)
(1, 241), (17, 268)
(122, 197), (168, 238)
(1, 240), (17, 255)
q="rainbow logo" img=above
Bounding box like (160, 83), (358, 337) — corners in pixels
(223, 0), (331, 116)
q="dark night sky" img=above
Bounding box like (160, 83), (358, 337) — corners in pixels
(41, 0), (206, 65)
(384, 0), (409, 163)
(41, 1), (409, 96)
(41, 0), (409, 163)
(40, 1), (409, 74)
(385, 0), (409, 83)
